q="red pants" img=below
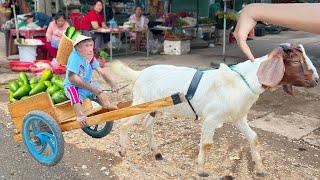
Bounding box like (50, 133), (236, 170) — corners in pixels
(36, 37), (57, 59)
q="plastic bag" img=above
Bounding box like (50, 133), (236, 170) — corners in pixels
(109, 35), (121, 50)
(108, 18), (118, 28)
(148, 39), (162, 54)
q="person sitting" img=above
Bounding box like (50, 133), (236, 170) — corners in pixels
(129, 5), (149, 51)
(19, 12), (53, 29)
(64, 35), (119, 127)
(18, 14), (40, 29)
(80, 0), (109, 53)
(104, 1), (114, 22)
(45, 11), (69, 53)
(33, 12), (53, 28)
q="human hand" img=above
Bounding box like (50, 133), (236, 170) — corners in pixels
(97, 92), (118, 110)
(111, 83), (119, 93)
(233, 5), (256, 61)
(97, 28), (107, 33)
(76, 114), (88, 128)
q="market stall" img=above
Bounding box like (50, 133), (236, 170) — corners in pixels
(0, 0), (233, 62)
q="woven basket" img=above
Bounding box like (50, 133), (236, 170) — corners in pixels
(56, 33), (73, 65)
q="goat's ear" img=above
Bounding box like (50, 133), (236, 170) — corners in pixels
(257, 52), (285, 88)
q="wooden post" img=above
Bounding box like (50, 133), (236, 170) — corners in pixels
(59, 93), (185, 132)
(55, 0), (60, 14)
(37, 0), (46, 13)
(45, 0), (52, 16)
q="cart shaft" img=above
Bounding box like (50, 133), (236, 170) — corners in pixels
(59, 92), (185, 131)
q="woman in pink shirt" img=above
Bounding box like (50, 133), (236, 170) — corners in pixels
(46, 11), (69, 49)
(129, 6), (149, 51)
(129, 6), (149, 38)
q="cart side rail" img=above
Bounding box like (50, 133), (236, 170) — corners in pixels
(8, 92), (56, 134)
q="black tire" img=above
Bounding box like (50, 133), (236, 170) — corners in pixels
(265, 25), (282, 34)
(81, 121), (114, 138)
(267, 28), (281, 34)
(22, 111), (64, 166)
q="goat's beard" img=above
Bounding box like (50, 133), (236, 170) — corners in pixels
(282, 84), (293, 95)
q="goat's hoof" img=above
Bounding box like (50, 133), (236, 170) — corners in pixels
(155, 153), (163, 160)
(198, 172), (209, 177)
(256, 171), (267, 177)
(221, 175), (235, 180)
(118, 150), (126, 157)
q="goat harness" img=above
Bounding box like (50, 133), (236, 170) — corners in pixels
(185, 70), (203, 120)
(229, 65), (259, 95)
(185, 65), (262, 120)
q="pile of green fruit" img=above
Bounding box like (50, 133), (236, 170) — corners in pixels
(198, 17), (213, 25)
(8, 70), (68, 104)
(175, 19), (189, 27)
(65, 26), (82, 41)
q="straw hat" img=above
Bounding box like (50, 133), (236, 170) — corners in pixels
(72, 35), (92, 47)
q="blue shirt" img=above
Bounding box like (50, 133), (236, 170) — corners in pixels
(64, 49), (99, 88)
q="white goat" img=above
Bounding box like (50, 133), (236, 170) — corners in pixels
(109, 44), (319, 177)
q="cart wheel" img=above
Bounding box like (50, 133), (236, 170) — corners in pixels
(22, 111), (64, 166)
(82, 121), (113, 138)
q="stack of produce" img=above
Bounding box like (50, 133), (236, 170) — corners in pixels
(8, 70), (68, 104)
(56, 26), (82, 65)
(65, 26), (82, 41)
(175, 19), (189, 27)
(198, 17), (213, 25)
(162, 13), (178, 27)
(164, 31), (191, 41)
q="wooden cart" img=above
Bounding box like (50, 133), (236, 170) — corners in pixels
(8, 92), (185, 166)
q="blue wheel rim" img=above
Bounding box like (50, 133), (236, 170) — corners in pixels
(23, 115), (58, 164)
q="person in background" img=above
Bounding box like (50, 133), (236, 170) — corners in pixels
(18, 14), (38, 29)
(46, 11), (69, 49)
(43, 11), (69, 58)
(19, 12), (53, 29)
(129, 5), (149, 51)
(33, 12), (53, 28)
(105, 1), (114, 23)
(233, 3), (320, 61)
(81, 0), (109, 52)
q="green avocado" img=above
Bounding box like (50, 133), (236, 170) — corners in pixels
(66, 26), (76, 39)
(71, 31), (82, 41)
(29, 82), (47, 96)
(51, 90), (68, 104)
(13, 84), (31, 99)
(46, 85), (60, 96)
(18, 72), (29, 84)
(8, 80), (20, 92)
(29, 77), (38, 84)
